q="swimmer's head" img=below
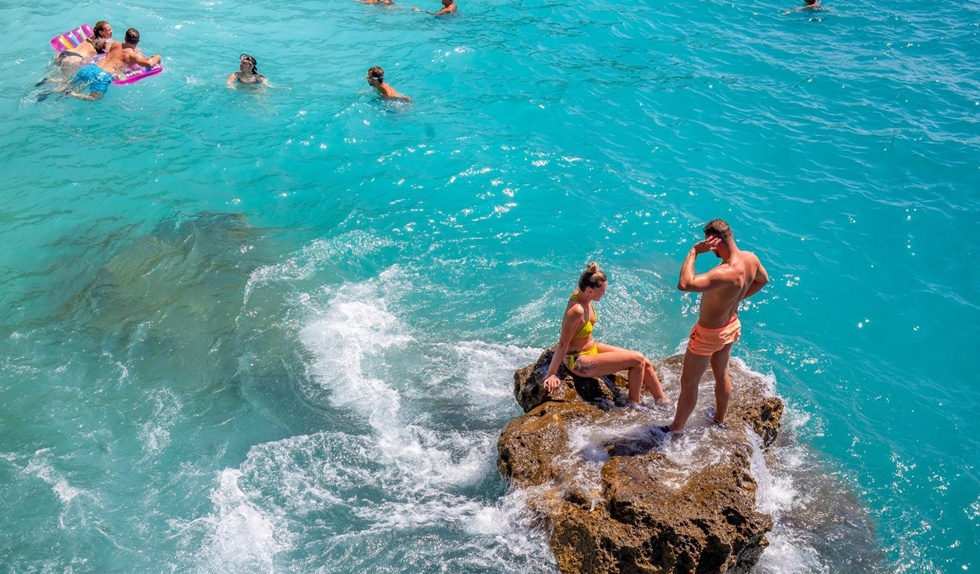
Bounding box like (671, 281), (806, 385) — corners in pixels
(240, 54), (258, 73)
(124, 28), (140, 45)
(367, 66), (385, 85)
(87, 21), (113, 52)
(93, 21), (112, 38)
(577, 262), (607, 292)
(442, 0), (453, 6)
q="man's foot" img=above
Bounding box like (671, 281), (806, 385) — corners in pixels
(657, 425), (681, 435)
(704, 407), (728, 429)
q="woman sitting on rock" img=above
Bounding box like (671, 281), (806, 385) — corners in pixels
(543, 263), (668, 405)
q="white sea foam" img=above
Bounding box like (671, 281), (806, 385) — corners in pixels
(243, 231), (393, 305)
(749, 403), (830, 574)
(138, 388), (182, 457)
(452, 339), (539, 403)
(187, 267), (558, 569)
(755, 531), (830, 574)
(299, 281), (411, 423)
(24, 456), (83, 505)
(186, 428), (552, 572)
(194, 468), (289, 574)
(19, 453), (98, 532)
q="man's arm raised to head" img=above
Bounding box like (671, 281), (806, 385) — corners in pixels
(677, 237), (723, 292)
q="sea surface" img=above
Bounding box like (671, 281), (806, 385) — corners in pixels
(1, 0), (978, 572)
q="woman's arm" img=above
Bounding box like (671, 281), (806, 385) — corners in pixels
(543, 304), (585, 392)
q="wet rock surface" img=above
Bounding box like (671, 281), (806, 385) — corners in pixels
(498, 350), (784, 574)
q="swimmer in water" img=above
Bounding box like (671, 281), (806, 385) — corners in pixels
(784, 0), (822, 14)
(65, 28), (160, 101)
(413, 0), (457, 15)
(227, 54), (268, 88)
(38, 20), (115, 90)
(366, 66), (412, 102)
(58, 20), (115, 65)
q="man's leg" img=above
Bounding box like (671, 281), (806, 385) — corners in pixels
(667, 349), (712, 431)
(710, 343), (734, 424)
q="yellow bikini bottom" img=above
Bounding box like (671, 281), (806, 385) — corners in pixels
(564, 345), (598, 371)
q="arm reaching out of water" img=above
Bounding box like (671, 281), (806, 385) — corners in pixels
(414, 0), (456, 14)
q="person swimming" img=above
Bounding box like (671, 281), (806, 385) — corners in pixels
(64, 28), (160, 101)
(57, 20), (114, 65)
(38, 20), (115, 93)
(412, 0), (457, 16)
(784, 0), (823, 14)
(227, 53), (268, 88)
(366, 66), (412, 102)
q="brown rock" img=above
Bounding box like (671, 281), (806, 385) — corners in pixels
(498, 350), (783, 573)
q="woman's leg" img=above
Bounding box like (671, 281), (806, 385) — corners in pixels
(573, 347), (657, 403)
(594, 344), (667, 403)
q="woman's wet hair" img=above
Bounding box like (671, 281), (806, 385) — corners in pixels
(577, 262), (607, 291)
(88, 21), (112, 53)
(367, 66), (384, 82)
(91, 21), (110, 38)
(240, 54), (258, 73)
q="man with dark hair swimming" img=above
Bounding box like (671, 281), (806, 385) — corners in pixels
(784, 0), (822, 14)
(413, 0), (457, 15)
(67, 27), (160, 101)
(366, 66), (412, 102)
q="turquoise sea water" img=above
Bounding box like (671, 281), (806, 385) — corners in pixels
(1, 0), (978, 571)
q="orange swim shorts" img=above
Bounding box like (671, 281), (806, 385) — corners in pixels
(687, 317), (741, 356)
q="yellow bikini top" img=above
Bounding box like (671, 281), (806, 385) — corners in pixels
(570, 292), (596, 338)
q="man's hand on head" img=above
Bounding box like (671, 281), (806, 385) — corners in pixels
(693, 236), (720, 254)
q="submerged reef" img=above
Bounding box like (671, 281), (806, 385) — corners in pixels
(498, 350), (784, 574)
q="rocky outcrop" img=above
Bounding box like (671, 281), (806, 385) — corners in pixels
(498, 350), (784, 574)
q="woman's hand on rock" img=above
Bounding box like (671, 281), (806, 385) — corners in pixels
(544, 374), (560, 393)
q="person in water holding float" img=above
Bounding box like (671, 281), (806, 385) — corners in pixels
(659, 219), (769, 434)
(67, 28), (161, 101)
(37, 20), (115, 91)
(54, 20), (114, 68)
(366, 66), (411, 102)
(227, 54), (267, 88)
(412, 0), (457, 15)
(542, 263), (668, 405)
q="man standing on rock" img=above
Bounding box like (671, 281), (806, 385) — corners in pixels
(662, 219), (768, 433)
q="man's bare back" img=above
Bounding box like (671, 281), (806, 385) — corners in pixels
(690, 244), (766, 328)
(99, 29), (160, 75)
